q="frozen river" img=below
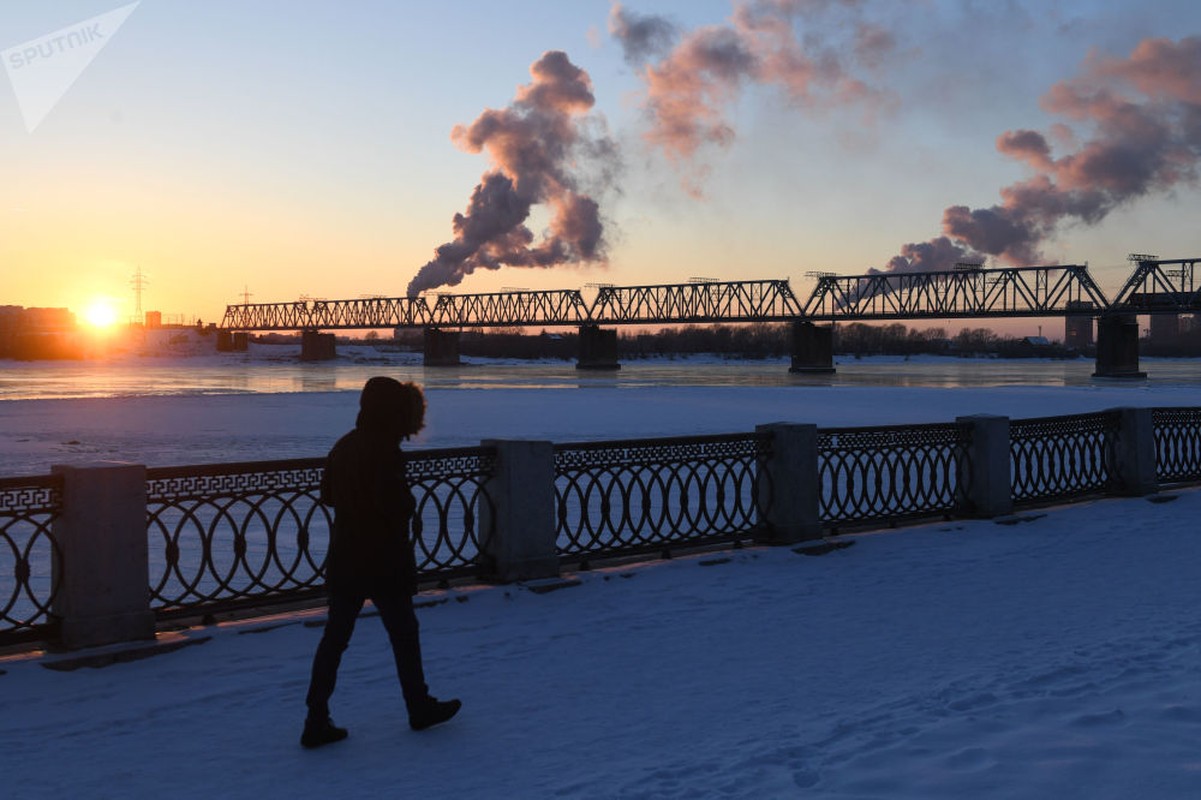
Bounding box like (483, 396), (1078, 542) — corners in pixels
(1, 345), (1200, 401)
(2, 347), (1201, 476)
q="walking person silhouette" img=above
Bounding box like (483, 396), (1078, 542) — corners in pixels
(302, 377), (460, 748)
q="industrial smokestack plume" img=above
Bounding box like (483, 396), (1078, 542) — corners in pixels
(406, 51), (616, 297)
(886, 35), (1201, 274)
(610, 0), (895, 182)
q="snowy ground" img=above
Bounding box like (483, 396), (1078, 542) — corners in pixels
(5, 370), (1201, 796)
(3, 489), (1201, 798)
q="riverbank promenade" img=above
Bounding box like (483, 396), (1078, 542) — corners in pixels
(3, 488), (1200, 798)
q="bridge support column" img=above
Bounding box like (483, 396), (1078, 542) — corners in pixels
(1093, 314), (1146, 379)
(300, 330), (336, 361)
(423, 327), (461, 366)
(576, 325), (620, 370)
(217, 331), (249, 352)
(789, 320), (835, 374)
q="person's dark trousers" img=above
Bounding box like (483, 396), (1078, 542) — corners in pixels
(305, 579), (429, 721)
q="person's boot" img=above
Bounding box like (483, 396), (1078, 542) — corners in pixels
(409, 697), (462, 731)
(301, 717), (349, 748)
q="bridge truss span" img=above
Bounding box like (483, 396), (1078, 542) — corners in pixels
(589, 279), (803, 325)
(802, 265), (1111, 322)
(430, 289), (589, 328)
(219, 259), (1201, 334)
(1111, 257), (1201, 314)
(221, 297), (435, 331)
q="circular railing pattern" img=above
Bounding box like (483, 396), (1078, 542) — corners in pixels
(407, 447), (496, 579)
(1010, 411), (1119, 504)
(147, 459), (330, 615)
(0, 475), (63, 645)
(819, 423), (970, 526)
(555, 433), (769, 558)
(1153, 407), (1201, 484)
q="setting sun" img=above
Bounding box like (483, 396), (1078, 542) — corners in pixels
(82, 298), (119, 329)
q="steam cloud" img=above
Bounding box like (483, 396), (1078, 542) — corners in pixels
(886, 36), (1201, 274)
(610, 1), (895, 170)
(407, 51), (616, 297)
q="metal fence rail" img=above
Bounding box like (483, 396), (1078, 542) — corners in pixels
(1153, 407), (1201, 484)
(10, 405), (1201, 645)
(405, 446), (496, 580)
(0, 475), (63, 645)
(818, 423), (971, 527)
(554, 433), (769, 560)
(146, 459), (331, 619)
(1011, 411), (1120, 505)
(145, 447), (496, 620)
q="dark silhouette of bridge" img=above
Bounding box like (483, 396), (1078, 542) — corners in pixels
(219, 256), (1200, 378)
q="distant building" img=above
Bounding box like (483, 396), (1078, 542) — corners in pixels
(1149, 313), (1181, 344)
(1064, 301), (1095, 349)
(0, 306), (78, 359)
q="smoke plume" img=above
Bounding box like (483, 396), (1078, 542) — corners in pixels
(610, 1), (895, 169)
(885, 36), (1201, 274)
(407, 51), (616, 296)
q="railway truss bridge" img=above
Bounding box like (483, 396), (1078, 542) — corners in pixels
(220, 256), (1201, 378)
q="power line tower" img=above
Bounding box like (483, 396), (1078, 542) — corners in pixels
(240, 285), (253, 305)
(130, 267), (149, 321)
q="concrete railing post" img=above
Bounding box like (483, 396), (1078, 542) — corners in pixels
(1112, 407), (1158, 496)
(956, 415), (1012, 518)
(755, 423), (822, 543)
(51, 462), (154, 649)
(479, 440), (559, 581)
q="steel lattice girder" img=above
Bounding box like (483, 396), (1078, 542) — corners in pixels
(1110, 259), (1201, 313)
(802, 265), (1110, 321)
(220, 260), (1201, 332)
(589, 279), (802, 324)
(430, 290), (589, 327)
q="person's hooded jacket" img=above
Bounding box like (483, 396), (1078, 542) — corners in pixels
(320, 378), (420, 593)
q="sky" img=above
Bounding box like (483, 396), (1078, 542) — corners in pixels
(4, 377), (1201, 795)
(2, 1), (1200, 329)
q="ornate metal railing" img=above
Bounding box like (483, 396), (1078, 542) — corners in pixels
(146, 459), (331, 619)
(0, 475), (63, 645)
(818, 423), (971, 527)
(1010, 411), (1120, 505)
(145, 447), (495, 619)
(13, 404), (1201, 645)
(554, 433), (769, 561)
(1152, 407), (1201, 484)
(405, 446), (496, 580)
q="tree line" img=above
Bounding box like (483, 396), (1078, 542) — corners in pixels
(380, 322), (1079, 360)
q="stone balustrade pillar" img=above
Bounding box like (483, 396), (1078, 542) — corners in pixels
(1111, 407), (1158, 496)
(755, 423), (822, 543)
(51, 462), (155, 649)
(479, 440), (559, 581)
(956, 415), (1012, 518)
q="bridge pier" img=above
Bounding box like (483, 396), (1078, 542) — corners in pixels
(216, 330), (249, 352)
(576, 325), (620, 370)
(1093, 314), (1146, 379)
(300, 330), (336, 361)
(789, 321), (835, 374)
(423, 327), (461, 366)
